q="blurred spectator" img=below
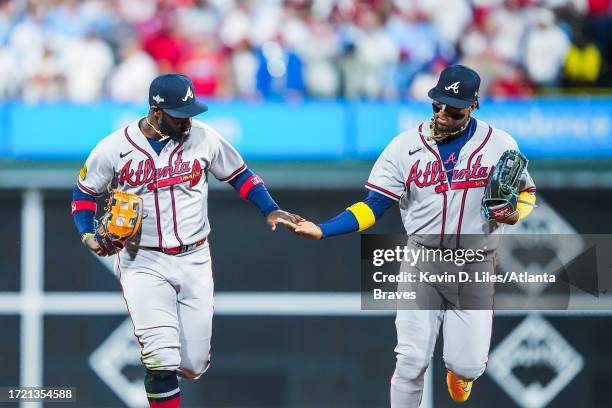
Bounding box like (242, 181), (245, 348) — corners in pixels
(540, 0), (587, 14)
(587, 0), (610, 16)
(586, 0), (612, 85)
(471, 0), (506, 6)
(230, 39), (258, 99)
(460, 53), (509, 97)
(459, 20), (509, 97)
(488, 0), (528, 63)
(524, 8), (571, 85)
(218, 0), (252, 49)
(175, 0), (220, 40)
(8, 1), (46, 80)
(61, 33), (114, 102)
(301, 18), (341, 98)
(117, 0), (157, 25)
(45, 0), (89, 38)
(460, 23), (489, 58)
(0, 0), (609, 102)
(0, 47), (19, 98)
(408, 59), (446, 100)
(178, 36), (231, 97)
(290, 3), (340, 98)
(0, 0), (15, 46)
(21, 45), (64, 102)
(489, 65), (535, 97)
(563, 28), (603, 86)
(416, 0), (473, 45)
(109, 39), (158, 102)
(255, 40), (305, 100)
(385, 10), (440, 98)
(142, 14), (185, 73)
(351, 7), (398, 99)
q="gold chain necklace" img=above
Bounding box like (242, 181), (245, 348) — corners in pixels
(427, 117), (471, 142)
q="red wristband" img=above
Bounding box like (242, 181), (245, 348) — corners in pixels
(71, 200), (97, 214)
(239, 175), (264, 200)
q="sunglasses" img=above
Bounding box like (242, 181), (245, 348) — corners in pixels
(432, 102), (466, 121)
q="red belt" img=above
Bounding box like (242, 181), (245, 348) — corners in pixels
(146, 238), (207, 255)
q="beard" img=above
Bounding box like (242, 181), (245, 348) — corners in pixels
(433, 117), (467, 134)
(158, 116), (190, 141)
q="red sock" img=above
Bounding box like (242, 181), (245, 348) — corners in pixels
(149, 394), (180, 408)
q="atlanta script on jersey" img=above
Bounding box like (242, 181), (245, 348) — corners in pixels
(77, 119), (245, 248)
(366, 118), (536, 244)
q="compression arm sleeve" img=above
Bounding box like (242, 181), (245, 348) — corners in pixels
(319, 190), (395, 238)
(228, 168), (280, 217)
(71, 186), (97, 237)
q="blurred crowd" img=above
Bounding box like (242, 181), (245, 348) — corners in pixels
(0, 0), (611, 103)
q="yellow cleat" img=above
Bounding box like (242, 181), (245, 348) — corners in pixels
(446, 370), (473, 403)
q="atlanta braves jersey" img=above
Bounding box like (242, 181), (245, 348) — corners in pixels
(366, 118), (536, 242)
(76, 118), (245, 248)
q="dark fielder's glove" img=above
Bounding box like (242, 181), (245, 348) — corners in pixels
(93, 190), (143, 255)
(482, 150), (528, 222)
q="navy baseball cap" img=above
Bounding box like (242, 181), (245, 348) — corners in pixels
(148, 74), (208, 118)
(428, 65), (480, 109)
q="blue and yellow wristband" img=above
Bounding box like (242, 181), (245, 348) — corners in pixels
(319, 190), (395, 238)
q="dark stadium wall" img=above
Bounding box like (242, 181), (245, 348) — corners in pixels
(0, 188), (610, 407)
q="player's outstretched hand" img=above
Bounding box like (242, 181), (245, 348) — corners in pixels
(83, 235), (108, 257)
(293, 221), (323, 240)
(266, 210), (305, 231)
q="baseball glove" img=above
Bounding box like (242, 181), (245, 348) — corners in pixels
(481, 150), (528, 222)
(94, 190), (143, 255)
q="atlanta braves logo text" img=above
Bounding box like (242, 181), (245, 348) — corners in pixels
(118, 151), (202, 188)
(405, 155), (491, 189)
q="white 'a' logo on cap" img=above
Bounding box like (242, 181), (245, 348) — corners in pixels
(444, 81), (461, 94)
(182, 86), (194, 102)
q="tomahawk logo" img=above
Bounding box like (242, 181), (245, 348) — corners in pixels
(182, 86), (194, 101)
(488, 315), (583, 408)
(444, 81), (461, 94)
(152, 94), (164, 104)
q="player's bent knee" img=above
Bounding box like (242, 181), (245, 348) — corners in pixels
(178, 358), (211, 380)
(396, 350), (429, 372)
(393, 353), (429, 382)
(142, 348), (181, 373)
(178, 369), (203, 380)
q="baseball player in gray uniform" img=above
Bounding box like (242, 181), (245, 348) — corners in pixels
(292, 65), (536, 406)
(71, 74), (302, 408)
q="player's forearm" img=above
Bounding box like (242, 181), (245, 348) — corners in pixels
(229, 168), (280, 216)
(319, 210), (360, 238)
(71, 186), (97, 239)
(320, 203), (378, 238)
(319, 191), (395, 238)
(247, 188), (280, 216)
